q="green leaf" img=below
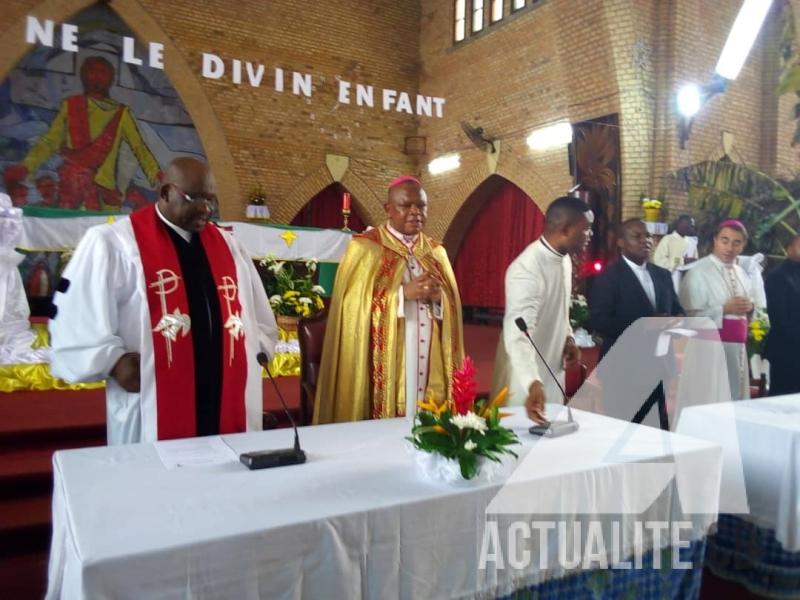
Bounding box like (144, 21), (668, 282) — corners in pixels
(458, 452), (478, 480)
(778, 63), (800, 95)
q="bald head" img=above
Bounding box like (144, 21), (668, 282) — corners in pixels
(385, 180), (427, 236)
(158, 157), (217, 233)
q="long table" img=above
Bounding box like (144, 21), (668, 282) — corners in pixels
(677, 396), (800, 597)
(47, 407), (723, 599)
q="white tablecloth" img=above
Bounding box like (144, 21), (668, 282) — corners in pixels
(677, 395), (800, 551)
(47, 407), (723, 600)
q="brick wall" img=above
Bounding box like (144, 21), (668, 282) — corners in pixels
(0, 0), (796, 229)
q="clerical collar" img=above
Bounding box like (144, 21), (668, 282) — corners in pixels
(540, 236), (565, 258)
(386, 223), (418, 248)
(710, 254), (735, 269)
(155, 204), (192, 243)
(622, 254), (648, 273)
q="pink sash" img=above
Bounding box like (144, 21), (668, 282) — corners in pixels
(719, 317), (748, 344)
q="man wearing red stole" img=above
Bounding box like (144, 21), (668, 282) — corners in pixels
(50, 157), (278, 444)
(314, 176), (464, 424)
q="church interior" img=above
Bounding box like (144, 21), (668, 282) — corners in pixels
(1, 0), (799, 598)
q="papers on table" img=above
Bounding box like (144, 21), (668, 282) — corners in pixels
(154, 436), (238, 469)
(656, 327), (698, 357)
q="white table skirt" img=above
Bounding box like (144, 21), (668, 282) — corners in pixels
(47, 406), (723, 600)
(19, 216), (352, 261)
(677, 395), (800, 551)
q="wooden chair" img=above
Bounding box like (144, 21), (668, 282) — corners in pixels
(296, 310), (328, 425)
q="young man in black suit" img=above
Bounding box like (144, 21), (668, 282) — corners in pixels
(590, 219), (683, 429)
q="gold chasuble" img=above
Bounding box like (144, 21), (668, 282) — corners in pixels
(314, 225), (464, 424)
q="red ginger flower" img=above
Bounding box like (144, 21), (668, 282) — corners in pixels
(451, 356), (477, 415)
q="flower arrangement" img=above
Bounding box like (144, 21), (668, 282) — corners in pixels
(407, 357), (519, 480)
(747, 309), (770, 358)
(569, 294), (590, 330)
(258, 254), (325, 317)
(641, 198), (663, 209)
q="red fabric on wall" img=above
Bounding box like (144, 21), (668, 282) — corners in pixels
(290, 183), (366, 231)
(453, 181), (545, 308)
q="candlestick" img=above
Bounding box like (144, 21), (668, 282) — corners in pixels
(342, 208), (351, 232)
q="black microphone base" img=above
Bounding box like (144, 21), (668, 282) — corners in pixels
(240, 448), (307, 470)
(529, 420), (580, 438)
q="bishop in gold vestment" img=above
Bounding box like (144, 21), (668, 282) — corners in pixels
(313, 176), (464, 424)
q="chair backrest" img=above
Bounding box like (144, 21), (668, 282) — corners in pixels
(297, 310), (328, 423)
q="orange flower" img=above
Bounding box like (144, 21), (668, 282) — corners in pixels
(479, 386), (508, 418)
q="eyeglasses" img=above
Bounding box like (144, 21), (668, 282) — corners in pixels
(171, 184), (218, 210)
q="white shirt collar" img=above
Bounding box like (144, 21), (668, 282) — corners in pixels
(540, 236), (565, 258)
(155, 204), (192, 243)
(622, 254), (649, 273)
(386, 222), (418, 248)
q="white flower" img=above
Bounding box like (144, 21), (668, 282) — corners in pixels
(298, 297), (313, 305)
(464, 440), (477, 451)
(311, 284), (326, 295)
(305, 258), (318, 273)
(450, 411), (488, 434)
(269, 294), (283, 305)
(268, 261), (285, 274)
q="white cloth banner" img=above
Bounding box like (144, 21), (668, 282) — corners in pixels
(19, 216), (353, 260)
(47, 407), (722, 600)
(677, 395), (800, 551)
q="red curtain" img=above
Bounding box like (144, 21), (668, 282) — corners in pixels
(453, 181), (545, 308)
(290, 183), (366, 231)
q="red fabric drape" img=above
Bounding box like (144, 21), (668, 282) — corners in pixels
(453, 181), (545, 308)
(290, 183), (366, 231)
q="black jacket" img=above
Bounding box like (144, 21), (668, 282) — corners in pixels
(590, 257), (683, 358)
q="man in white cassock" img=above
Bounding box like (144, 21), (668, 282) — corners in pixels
(491, 196), (593, 424)
(679, 220), (755, 401)
(50, 157), (278, 444)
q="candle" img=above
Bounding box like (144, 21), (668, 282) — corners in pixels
(342, 192), (351, 211)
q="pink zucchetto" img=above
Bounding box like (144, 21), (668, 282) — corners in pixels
(388, 175), (421, 190)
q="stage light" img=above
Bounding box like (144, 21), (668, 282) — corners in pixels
(526, 122), (572, 151)
(716, 0), (774, 81)
(427, 153), (460, 175)
(677, 84), (702, 118)
(592, 260), (603, 273)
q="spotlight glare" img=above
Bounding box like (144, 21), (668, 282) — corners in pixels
(677, 84), (702, 118)
(428, 153), (461, 175)
(716, 0), (774, 81)
(526, 122), (573, 151)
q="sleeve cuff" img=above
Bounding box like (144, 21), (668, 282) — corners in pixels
(397, 285), (405, 318)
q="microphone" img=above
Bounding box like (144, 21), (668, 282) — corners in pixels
(239, 352), (307, 469)
(514, 317), (579, 438)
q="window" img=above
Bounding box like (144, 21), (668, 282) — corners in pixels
(454, 0), (466, 42)
(472, 0), (484, 33)
(512, 0), (526, 11)
(491, 0), (503, 23)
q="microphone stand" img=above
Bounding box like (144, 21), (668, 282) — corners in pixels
(515, 317), (580, 438)
(239, 352), (307, 469)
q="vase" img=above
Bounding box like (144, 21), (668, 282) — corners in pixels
(276, 315), (300, 332)
(643, 207), (661, 223)
(410, 448), (515, 485)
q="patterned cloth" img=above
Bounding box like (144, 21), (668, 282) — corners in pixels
(705, 514), (800, 598)
(500, 540), (706, 600)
